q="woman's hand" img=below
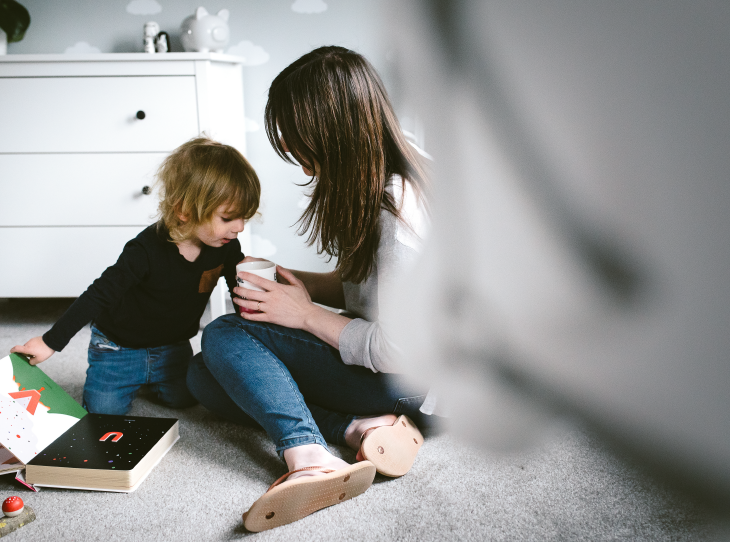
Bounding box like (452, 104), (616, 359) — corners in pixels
(11, 336), (55, 365)
(234, 263), (352, 349)
(234, 265), (319, 330)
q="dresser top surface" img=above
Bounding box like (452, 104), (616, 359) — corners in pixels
(0, 52), (245, 64)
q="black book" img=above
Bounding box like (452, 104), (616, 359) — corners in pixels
(25, 414), (179, 492)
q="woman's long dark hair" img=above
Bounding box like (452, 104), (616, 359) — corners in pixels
(265, 46), (428, 284)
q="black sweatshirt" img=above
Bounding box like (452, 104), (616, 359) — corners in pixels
(43, 223), (244, 351)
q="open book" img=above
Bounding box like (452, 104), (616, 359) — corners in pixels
(0, 353), (178, 492)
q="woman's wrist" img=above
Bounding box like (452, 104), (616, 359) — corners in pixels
(300, 303), (324, 334)
(301, 303), (351, 350)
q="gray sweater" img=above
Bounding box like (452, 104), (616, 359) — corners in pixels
(338, 178), (428, 373)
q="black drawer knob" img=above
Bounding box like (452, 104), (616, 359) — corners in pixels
(136, 110), (146, 120)
(142, 186), (152, 195)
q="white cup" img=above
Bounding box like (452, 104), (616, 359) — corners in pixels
(236, 260), (277, 291)
(236, 261), (276, 313)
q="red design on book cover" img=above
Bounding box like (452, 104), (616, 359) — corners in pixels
(8, 389), (42, 415)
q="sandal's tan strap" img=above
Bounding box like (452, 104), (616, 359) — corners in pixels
(267, 466), (335, 492)
(358, 416), (401, 446)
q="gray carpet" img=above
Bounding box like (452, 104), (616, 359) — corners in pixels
(0, 299), (721, 541)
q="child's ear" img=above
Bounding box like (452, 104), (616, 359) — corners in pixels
(176, 208), (189, 223)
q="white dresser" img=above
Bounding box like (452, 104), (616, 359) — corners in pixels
(0, 53), (249, 314)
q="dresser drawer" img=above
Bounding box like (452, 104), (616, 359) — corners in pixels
(0, 76), (199, 153)
(0, 226), (147, 297)
(0, 154), (162, 226)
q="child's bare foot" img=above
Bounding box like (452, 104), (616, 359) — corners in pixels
(343, 414), (398, 451)
(282, 444), (350, 481)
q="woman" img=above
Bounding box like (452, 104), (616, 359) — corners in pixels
(188, 46), (432, 532)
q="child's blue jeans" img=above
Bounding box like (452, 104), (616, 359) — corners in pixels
(84, 325), (197, 415)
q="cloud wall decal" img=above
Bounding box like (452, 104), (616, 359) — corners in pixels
(227, 41), (270, 66)
(65, 42), (101, 54)
(292, 0), (328, 14)
(126, 0), (162, 15)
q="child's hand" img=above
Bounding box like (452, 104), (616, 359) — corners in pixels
(11, 337), (55, 365)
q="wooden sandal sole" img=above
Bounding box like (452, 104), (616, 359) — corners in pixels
(360, 415), (423, 477)
(243, 461), (376, 532)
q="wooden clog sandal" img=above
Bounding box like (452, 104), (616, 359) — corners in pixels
(356, 415), (423, 477)
(242, 461), (376, 532)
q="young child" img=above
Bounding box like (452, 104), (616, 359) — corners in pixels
(11, 136), (260, 415)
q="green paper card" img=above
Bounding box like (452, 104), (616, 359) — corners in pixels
(0, 353), (87, 465)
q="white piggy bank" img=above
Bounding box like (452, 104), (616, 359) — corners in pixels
(180, 7), (230, 53)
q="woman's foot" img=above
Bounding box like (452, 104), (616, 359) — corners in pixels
(345, 414), (423, 477)
(344, 414), (398, 451)
(243, 445), (375, 532)
(283, 444), (350, 481)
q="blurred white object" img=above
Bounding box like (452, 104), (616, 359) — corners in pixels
(209, 277), (229, 321)
(143, 21), (159, 54)
(387, 0), (730, 501)
(180, 7), (230, 53)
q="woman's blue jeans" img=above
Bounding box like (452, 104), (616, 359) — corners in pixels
(187, 314), (429, 458)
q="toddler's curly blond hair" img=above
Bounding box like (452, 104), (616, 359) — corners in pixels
(156, 136), (260, 242)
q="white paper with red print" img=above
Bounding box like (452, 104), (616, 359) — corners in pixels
(0, 355), (81, 464)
